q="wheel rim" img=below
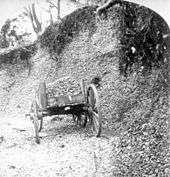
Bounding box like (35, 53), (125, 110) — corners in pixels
(30, 101), (43, 133)
(37, 82), (47, 109)
(87, 84), (101, 137)
(91, 111), (101, 137)
(31, 100), (40, 144)
(35, 82), (47, 132)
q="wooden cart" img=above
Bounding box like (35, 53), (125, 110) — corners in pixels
(27, 80), (102, 144)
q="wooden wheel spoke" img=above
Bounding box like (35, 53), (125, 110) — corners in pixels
(30, 82), (47, 144)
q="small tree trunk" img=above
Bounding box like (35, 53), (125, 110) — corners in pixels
(31, 4), (42, 34)
(24, 4), (42, 36)
(57, 0), (61, 20)
(49, 9), (53, 25)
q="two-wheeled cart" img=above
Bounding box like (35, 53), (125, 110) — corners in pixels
(27, 80), (102, 143)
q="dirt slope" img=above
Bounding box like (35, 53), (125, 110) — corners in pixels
(0, 4), (121, 177)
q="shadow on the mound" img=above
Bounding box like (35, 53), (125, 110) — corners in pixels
(36, 115), (123, 142)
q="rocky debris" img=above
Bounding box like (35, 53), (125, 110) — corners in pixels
(47, 76), (81, 97)
(0, 112), (119, 177)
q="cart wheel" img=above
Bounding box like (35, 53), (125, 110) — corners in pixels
(30, 100), (40, 144)
(30, 104), (43, 133)
(29, 101), (43, 132)
(37, 82), (47, 110)
(35, 82), (47, 132)
(87, 84), (101, 137)
(79, 112), (88, 128)
(73, 113), (87, 128)
(72, 114), (77, 123)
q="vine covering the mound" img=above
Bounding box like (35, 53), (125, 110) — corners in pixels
(119, 2), (169, 76)
(39, 6), (97, 56)
(0, 43), (37, 69)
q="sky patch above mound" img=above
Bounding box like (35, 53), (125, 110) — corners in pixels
(0, 0), (170, 28)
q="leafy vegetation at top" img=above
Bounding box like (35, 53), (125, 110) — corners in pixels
(119, 1), (169, 76)
(0, 18), (31, 48)
(39, 5), (97, 55)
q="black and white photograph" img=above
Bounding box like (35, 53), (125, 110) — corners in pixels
(0, 0), (169, 176)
